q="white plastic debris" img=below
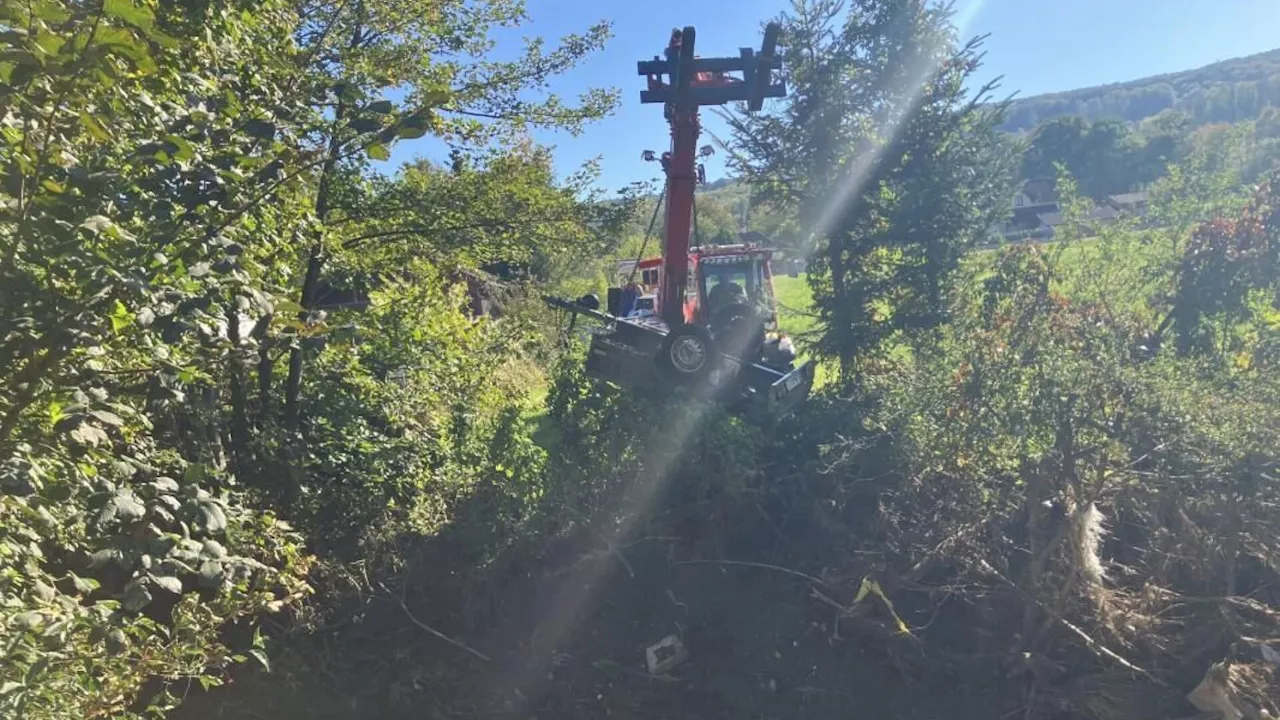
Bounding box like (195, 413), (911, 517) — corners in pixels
(645, 635), (687, 675)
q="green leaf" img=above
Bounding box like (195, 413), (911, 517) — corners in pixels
(47, 399), (64, 425)
(243, 119), (276, 141)
(71, 574), (100, 594)
(41, 178), (65, 194)
(397, 124), (428, 140)
(113, 489), (146, 521)
(81, 215), (113, 234)
(0, 682), (21, 696)
(32, 30), (65, 57)
(419, 89), (453, 106)
(14, 611), (43, 630)
(366, 143), (391, 161)
(110, 299), (133, 332)
(89, 548), (124, 568)
(197, 560), (224, 587)
(197, 676), (222, 690)
(104, 0), (155, 32)
(349, 117), (382, 134)
(248, 648), (270, 672)
(183, 463), (209, 484)
(79, 111), (111, 141)
(31, 581), (54, 602)
(90, 410), (123, 427)
(333, 82), (359, 103)
(94, 26), (153, 66)
(151, 574), (182, 594)
(122, 578), (152, 612)
(165, 134), (195, 162)
(70, 423), (108, 447)
(198, 502), (227, 534)
(274, 299), (305, 316)
(105, 628), (128, 655)
(367, 100), (393, 114)
(201, 539), (227, 559)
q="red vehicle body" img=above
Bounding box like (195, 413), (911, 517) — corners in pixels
(617, 244), (782, 331)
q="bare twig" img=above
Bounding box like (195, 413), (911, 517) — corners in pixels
(395, 578), (491, 663)
(674, 559), (829, 587)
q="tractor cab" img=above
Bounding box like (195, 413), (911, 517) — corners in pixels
(694, 244), (778, 333)
(607, 242), (794, 371)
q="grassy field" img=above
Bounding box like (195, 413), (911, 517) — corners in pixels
(770, 273), (842, 388)
(771, 273), (819, 339)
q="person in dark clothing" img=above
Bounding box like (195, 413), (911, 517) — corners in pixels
(706, 278), (745, 314)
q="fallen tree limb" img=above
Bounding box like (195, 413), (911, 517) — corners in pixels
(976, 559), (1166, 686)
(393, 574), (493, 663)
(398, 595), (493, 663)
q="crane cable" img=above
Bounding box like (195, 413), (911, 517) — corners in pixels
(626, 184), (666, 286)
(624, 181), (705, 286)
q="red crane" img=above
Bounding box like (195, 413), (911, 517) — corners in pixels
(545, 23), (814, 421)
(640, 24), (783, 328)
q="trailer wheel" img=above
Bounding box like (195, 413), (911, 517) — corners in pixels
(658, 324), (714, 385)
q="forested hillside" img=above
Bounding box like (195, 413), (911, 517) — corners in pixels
(1, 2), (1277, 720)
(1002, 48), (1280, 131)
(692, 48), (1280, 243)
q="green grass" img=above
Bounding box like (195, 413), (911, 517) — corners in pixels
(771, 273), (818, 339)
(770, 273), (842, 389)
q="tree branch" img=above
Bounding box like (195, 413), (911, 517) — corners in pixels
(394, 574), (491, 663)
(339, 216), (588, 250)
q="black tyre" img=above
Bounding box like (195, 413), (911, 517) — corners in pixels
(657, 323), (715, 385)
(711, 305), (765, 360)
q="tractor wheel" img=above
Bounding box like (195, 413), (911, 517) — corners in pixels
(711, 305), (765, 361)
(658, 323), (715, 386)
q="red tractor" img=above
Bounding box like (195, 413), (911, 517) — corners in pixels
(547, 23), (814, 420)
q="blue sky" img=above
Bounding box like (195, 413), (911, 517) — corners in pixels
(381, 0), (1280, 192)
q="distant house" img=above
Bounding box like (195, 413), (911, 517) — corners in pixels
(1036, 211), (1063, 230)
(998, 178), (1059, 239)
(1015, 177), (1058, 208)
(1001, 178), (1061, 241)
(997, 179), (1150, 241)
(1034, 205), (1120, 237)
(1106, 192), (1148, 216)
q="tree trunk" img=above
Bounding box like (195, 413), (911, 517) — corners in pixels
(826, 240), (852, 383)
(282, 247), (324, 431)
(226, 305), (251, 473)
(281, 100), (347, 432)
(253, 313), (273, 426)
